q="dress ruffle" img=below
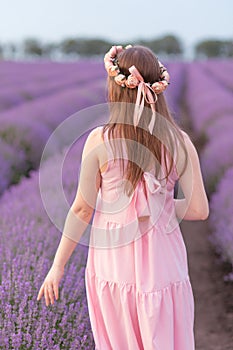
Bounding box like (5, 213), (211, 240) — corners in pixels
(85, 268), (195, 350)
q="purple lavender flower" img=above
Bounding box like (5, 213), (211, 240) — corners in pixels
(209, 166), (233, 279)
(185, 62), (233, 134)
(201, 132), (233, 193)
(0, 147), (94, 348)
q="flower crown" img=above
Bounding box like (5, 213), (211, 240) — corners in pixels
(104, 45), (170, 93)
(104, 45), (170, 134)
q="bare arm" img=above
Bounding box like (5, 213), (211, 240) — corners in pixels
(52, 203), (94, 270)
(37, 128), (101, 305)
(53, 127), (102, 265)
(174, 131), (209, 221)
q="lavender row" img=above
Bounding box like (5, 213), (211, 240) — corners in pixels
(0, 78), (106, 195)
(200, 124), (233, 193)
(209, 166), (233, 279)
(0, 131), (97, 348)
(185, 61), (233, 192)
(198, 58), (233, 91)
(0, 139), (26, 194)
(0, 60), (104, 88)
(185, 61), (233, 135)
(164, 61), (187, 123)
(0, 61), (105, 111)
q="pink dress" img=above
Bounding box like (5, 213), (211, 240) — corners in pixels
(85, 126), (195, 350)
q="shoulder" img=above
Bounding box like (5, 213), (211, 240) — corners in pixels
(179, 129), (190, 142)
(82, 126), (104, 157)
(84, 126), (104, 146)
(86, 126), (104, 143)
(180, 130), (198, 157)
(176, 130), (196, 154)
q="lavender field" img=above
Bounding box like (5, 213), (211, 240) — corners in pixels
(0, 58), (233, 348)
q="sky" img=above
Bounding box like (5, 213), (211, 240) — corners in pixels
(0, 0), (232, 53)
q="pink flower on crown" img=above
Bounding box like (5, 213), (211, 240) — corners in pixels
(162, 70), (170, 82)
(109, 46), (118, 57)
(108, 45), (124, 58)
(125, 74), (139, 88)
(151, 81), (167, 94)
(104, 46), (124, 77)
(108, 65), (120, 77)
(114, 74), (126, 86)
(104, 55), (113, 72)
(104, 45), (133, 78)
(158, 60), (170, 84)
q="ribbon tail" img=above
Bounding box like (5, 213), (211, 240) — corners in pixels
(133, 83), (144, 130)
(145, 85), (157, 134)
(133, 105), (143, 129)
(148, 112), (156, 134)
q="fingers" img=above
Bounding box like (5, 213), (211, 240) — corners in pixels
(37, 283), (59, 306)
(53, 284), (59, 300)
(45, 285), (54, 306)
(37, 284), (44, 301)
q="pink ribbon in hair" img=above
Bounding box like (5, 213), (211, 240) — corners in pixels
(129, 65), (157, 134)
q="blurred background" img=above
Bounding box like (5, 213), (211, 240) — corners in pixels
(0, 0), (232, 61)
(0, 1), (232, 349)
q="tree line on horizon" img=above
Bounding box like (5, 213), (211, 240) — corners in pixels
(0, 34), (232, 60)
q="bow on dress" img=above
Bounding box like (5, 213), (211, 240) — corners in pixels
(135, 171), (165, 223)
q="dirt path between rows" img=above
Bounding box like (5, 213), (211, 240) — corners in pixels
(181, 220), (233, 350)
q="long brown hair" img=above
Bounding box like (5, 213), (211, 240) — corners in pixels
(103, 45), (187, 196)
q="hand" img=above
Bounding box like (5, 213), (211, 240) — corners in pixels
(37, 264), (64, 306)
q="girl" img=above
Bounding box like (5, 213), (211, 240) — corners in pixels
(37, 45), (209, 349)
